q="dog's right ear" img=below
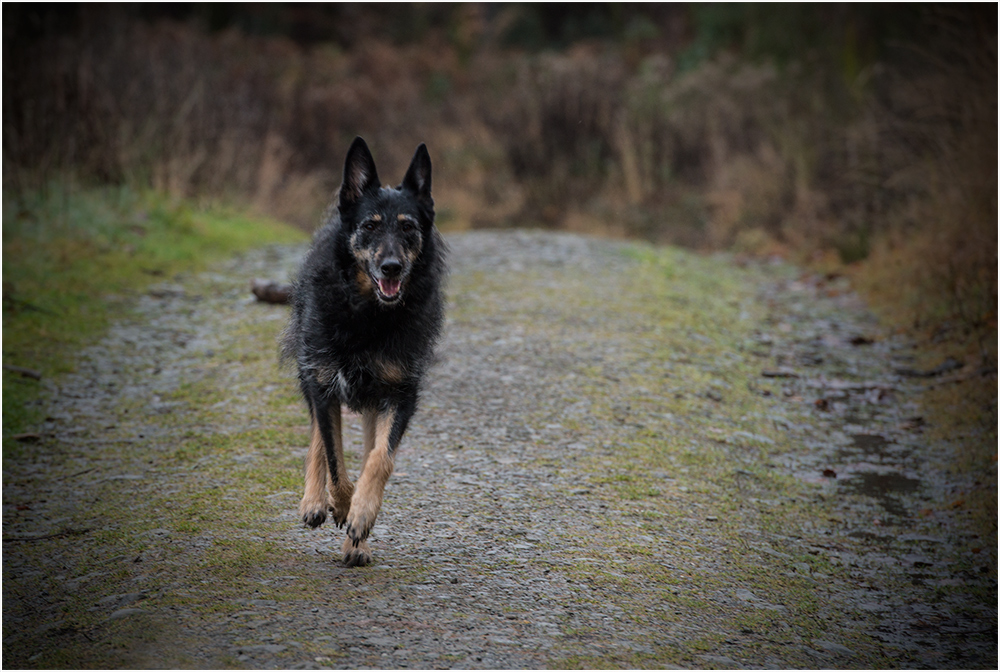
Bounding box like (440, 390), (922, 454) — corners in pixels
(339, 137), (380, 208)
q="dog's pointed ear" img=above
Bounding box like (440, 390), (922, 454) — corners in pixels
(401, 143), (432, 201)
(339, 137), (380, 207)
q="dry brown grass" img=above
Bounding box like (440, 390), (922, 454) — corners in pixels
(854, 14), (997, 356)
(4, 9), (994, 355)
(3, 15), (461, 226)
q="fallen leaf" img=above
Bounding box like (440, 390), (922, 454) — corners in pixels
(814, 398), (829, 410)
(822, 468), (837, 478)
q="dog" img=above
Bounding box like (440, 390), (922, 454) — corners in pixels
(281, 137), (446, 567)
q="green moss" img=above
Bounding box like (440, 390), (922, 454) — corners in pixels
(5, 227), (983, 668)
(500, 243), (917, 667)
(2, 183), (305, 440)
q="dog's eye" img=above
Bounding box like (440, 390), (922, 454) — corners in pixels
(400, 220), (415, 233)
(362, 220), (378, 232)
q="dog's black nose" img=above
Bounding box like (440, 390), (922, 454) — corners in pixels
(380, 259), (403, 278)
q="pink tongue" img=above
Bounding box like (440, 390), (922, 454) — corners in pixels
(378, 278), (401, 297)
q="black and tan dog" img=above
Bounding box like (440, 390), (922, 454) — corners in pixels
(282, 137), (446, 566)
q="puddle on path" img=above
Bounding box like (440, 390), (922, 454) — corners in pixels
(836, 432), (912, 463)
(851, 433), (889, 452)
(821, 432), (925, 518)
(841, 471), (922, 518)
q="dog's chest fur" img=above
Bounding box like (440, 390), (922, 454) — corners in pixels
(286, 217), (445, 412)
(312, 350), (407, 405)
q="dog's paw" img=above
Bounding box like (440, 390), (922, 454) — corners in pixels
(342, 537), (372, 567)
(327, 481), (355, 529)
(300, 508), (326, 529)
(344, 493), (380, 546)
(299, 497), (327, 529)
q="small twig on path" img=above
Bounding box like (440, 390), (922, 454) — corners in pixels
(761, 369), (799, 378)
(3, 528), (91, 543)
(3, 364), (42, 380)
(894, 356), (964, 378)
(54, 467), (98, 481)
(55, 437), (137, 446)
(921, 365), (997, 390)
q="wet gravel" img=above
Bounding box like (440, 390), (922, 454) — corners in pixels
(3, 230), (996, 669)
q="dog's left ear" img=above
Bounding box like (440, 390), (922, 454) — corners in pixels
(401, 143), (432, 202)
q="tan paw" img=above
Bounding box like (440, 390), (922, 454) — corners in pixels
(299, 496), (327, 529)
(342, 537), (372, 567)
(327, 480), (355, 529)
(345, 489), (381, 546)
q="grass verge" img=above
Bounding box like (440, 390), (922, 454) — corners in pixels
(2, 182), (306, 437)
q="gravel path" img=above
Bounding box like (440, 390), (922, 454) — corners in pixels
(3, 231), (996, 669)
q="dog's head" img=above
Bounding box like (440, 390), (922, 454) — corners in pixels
(338, 137), (434, 307)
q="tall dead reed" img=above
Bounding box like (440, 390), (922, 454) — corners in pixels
(854, 10), (996, 357)
(3, 14), (453, 226)
(4, 8), (994, 352)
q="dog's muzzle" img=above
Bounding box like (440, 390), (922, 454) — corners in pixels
(373, 258), (405, 303)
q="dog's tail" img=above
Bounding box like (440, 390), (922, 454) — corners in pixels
(278, 289), (300, 367)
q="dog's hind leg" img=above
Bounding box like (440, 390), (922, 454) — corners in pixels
(299, 396), (354, 528)
(322, 403), (354, 527)
(358, 408), (378, 474)
(299, 404), (330, 528)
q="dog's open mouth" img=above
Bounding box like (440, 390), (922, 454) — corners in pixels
(375, 277), (403, 302)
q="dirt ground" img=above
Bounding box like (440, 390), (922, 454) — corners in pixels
(3, 231), (996, 669)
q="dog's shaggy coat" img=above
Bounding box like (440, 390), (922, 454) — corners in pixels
(282, 137), (445, 566)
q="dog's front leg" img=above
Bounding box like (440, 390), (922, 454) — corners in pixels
(343, 405), (410, 565)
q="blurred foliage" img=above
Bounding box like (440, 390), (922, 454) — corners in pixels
(679, 4), (925, 72)
(3, 3), (995, 360)
(2, 3), (933, 60)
